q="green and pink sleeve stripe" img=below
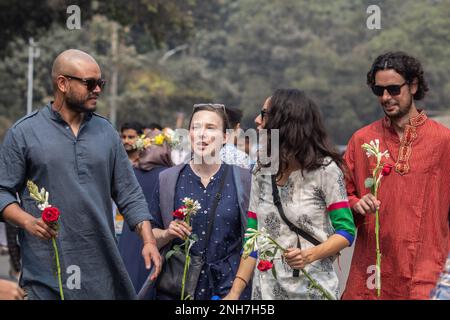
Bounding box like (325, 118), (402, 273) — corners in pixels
(327, 201), (356, 246)
(243, 211), (258, 258)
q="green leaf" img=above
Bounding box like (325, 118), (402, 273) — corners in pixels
(173, 244), (181, 251)
(271, 265), (277, 279)
(190, 233), (199, 242)
(265, 250), (275, 257)
(165, 250), (175, 260)
(364, 178), (374, 189)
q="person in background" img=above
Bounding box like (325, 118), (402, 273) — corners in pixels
(236, 127), (257, 164)
(220, 107), (252, 169)
(115, 121), (145, 238)
(143, 123), (163, 135)
(121, 121), (144, 167)
(118, 130), (174, 298)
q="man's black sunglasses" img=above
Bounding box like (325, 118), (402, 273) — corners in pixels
(371, 82), (406, 97)
(63, 75), (106, 91)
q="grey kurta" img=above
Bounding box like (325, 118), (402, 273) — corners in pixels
(0, 103), (152, 299)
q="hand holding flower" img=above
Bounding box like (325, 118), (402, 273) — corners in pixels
(353, 193), (381, 216)
(23, 217), (58, 240)
(284, 247), (316, 270)
(166, 220), (192, 241)
(26, 181), (64, 300)
(361, 139), (391, 297)
(242, 227), (335, 299)
(165, 197), (201, 300)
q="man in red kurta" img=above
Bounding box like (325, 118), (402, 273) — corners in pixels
(342, 52), (450, 300)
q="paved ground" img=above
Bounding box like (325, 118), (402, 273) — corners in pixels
(0, 253), (11, 280)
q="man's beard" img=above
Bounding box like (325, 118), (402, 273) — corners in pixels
(65, 93), (96, 113)
(383, 95), (413, 120)
(124, 145), (136, 153)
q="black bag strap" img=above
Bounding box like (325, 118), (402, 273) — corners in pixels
(271, 175), (321, 246)
(201, 165), (229, 257)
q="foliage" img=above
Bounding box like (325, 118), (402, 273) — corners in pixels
(1, 0), (449, 144)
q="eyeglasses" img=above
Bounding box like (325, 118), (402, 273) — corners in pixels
(371, 82), (406, 97)
(260, 109), (267, 119)
(63, 75), (106, 91)
(193, 103), (226, 112)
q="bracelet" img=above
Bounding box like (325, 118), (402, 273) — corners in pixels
(235, 275), (248, 287)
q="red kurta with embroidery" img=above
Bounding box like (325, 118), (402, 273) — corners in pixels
(342, 111), (450, 300)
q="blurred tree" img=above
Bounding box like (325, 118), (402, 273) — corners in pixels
(1, 0), (449, 144)
(0, 0), (198, 57)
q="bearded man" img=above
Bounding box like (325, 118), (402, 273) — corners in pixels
(0, 49), (161, 299)
(342, 51), (450, 299)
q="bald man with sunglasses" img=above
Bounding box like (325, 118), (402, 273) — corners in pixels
(342, 52), (450, 300)
(0, 49), (161, 299)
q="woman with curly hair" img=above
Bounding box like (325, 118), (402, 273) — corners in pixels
(225, 89), (355, 300)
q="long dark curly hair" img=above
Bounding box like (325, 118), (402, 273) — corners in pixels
(258, 88), (344, 178)
(366, 51), (429, 100)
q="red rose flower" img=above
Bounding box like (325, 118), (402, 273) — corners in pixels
(381, 163), (393, 176)
(172, 206), (186, 219)
(257, 260), (273, 272)
(42, 207), (60, 224)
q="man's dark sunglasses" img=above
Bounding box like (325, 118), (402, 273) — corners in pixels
(63, 75), (106, 91)
(371, 82), (406, 97)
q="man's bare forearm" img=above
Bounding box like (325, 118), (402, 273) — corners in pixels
(135, 220), (157, 245)
(152, 228), (174, 249)
(2, 203), (34, 229)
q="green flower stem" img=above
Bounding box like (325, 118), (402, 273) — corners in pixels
(267, 237), (285, 251)
(267, 236), (335, 300)
(180, 242), (190, 300)
(301, 269), (335, 300)
(180, 216), (192, 300)
(374, 185), (381, 298)
(52, 237), (64, 300)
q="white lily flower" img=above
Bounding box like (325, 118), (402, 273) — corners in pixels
(38, 203), (51, 211)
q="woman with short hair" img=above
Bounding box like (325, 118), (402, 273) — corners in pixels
(151, 104), (252, 300)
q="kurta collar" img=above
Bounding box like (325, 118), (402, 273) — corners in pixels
(46, 102), (93, 123)
(382, 109), (428, 129)
(382, 109), (428, 176)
